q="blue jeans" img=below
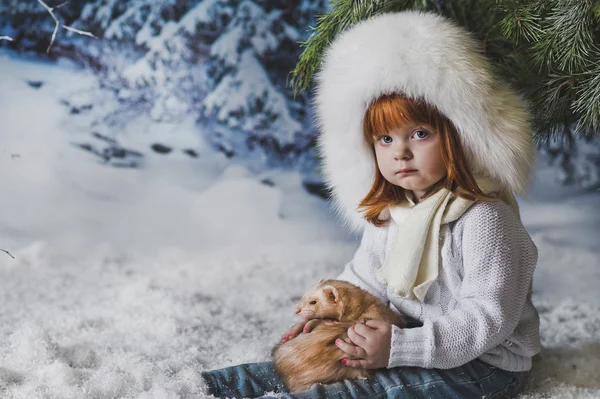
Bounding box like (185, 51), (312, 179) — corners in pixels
(201, 359), (529, 398)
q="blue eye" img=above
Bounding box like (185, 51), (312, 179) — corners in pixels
(379, 135), (392, 144)
(413, 130), (429, 140)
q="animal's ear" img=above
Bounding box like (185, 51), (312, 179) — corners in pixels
(322, 285), (340, 303)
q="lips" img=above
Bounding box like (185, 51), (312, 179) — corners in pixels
(396, 169), (417, 174)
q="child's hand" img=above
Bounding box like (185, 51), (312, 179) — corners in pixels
(280, 319), (323, 342)
(335, 320), (392, 369)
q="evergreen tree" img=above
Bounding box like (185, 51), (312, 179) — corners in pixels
(290, 0), (600, 142)
(201, 1), (303, 155)
(289, 0), (600, 189)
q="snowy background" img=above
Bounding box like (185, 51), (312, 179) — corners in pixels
(0, 0), (326, 174)
(1, 2), (599, 398)
(1, 49), (599, 399)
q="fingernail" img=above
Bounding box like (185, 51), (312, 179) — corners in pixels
(341, 359), (347, 365)
(303, 328), (308, 332)
(335, 339), (340, 345)
(281, 337), (287, 342)
(288, 334), (293, 339)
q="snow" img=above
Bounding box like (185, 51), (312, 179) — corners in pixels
(122, 19), (193, 89)
(0, 51), (599, 398)
(210, 1), (282, 58)
(209, 2), (279, 63)
(179, 0), (232, 34)
(79, 0), (177, 46)
(203, 51), (303, 145)
(79, 0), (120, 32)
(202, 1), (303, 146)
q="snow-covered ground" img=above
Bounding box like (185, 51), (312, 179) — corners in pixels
(0, 51), (598, 399)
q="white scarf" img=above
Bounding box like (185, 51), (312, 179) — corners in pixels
(375, 178), (520, 302)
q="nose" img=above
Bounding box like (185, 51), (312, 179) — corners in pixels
(295, 307), (301, 314)
(393, 140), (412, 160)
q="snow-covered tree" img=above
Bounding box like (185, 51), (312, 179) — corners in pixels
(201, 1), (303, 153)
(114, 0), (233, 122)
(0, 1), (326, 175)
(76, 0), (193, 43)
(79, 0), (325, 166)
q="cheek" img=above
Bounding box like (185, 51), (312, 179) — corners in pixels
(431, 156), (446, 176)
(422, 145), (445, 175)
(373, 147), (382, 162)
(374, 149), (392, 172)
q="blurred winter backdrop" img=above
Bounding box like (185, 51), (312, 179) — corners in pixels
(0, 1), (599, 398)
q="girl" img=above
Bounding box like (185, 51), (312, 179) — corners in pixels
(201, 10), (540, 399)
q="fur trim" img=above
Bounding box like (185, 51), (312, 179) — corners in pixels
(313, 11), (535, 232)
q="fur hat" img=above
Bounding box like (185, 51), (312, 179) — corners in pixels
(314, 11), (535, 231)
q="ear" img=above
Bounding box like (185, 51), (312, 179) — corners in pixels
(322, 285), (340, 303)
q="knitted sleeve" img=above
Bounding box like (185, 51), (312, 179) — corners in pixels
(336, 222), (390, 305)
(388, 201), (538, 369)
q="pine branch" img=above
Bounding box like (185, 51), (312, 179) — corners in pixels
(289, 0), (420, 96)
(573, 63), (600, 135)
(496, 1), (543, 44)
(530, 0), (598, 73)
(289, 0), (600, 139)
(289, 0), (491, 95)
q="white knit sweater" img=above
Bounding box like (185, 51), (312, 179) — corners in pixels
(337, 200), (541, 372)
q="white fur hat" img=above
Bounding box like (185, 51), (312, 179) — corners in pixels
(314, 11), (534, 231)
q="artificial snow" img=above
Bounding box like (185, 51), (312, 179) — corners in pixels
(0, 51), (598, 399)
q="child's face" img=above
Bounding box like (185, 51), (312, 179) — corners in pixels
(373, 123), (446, 201)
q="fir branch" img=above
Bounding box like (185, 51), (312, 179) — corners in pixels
(531, 0), (598, 73)
(496, 1), (543, 44)
(289, 0), (600, 140)
(289, 0), (494, 95)
(289, 0), (416, 96)
(573, 63), (600, 135)
(594, 1), (600, 19)
(529, 71), (579, 141)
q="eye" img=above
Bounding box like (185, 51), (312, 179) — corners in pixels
(378, 135), (393, 144)
(412, 130), (429, 140)
(309, 301), (317, 305)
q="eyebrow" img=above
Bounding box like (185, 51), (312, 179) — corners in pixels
(387, 124), (428, 135)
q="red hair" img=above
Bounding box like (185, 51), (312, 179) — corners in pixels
(359, 93), (496, 226)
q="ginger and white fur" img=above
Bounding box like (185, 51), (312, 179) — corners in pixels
(272, 280), (404, 392)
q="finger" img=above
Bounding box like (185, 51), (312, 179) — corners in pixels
(282, 323), (304, 341)
(350, 323), (373, 339)
(365, 320), (389, 330)
(335, 338), (363, 358)
(364, 319), (386, 330)
(303, 319), (321, 333)
(290, 322), (305, 336)
(341, 358), (370, 369)
(347, 325), (367, 347)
